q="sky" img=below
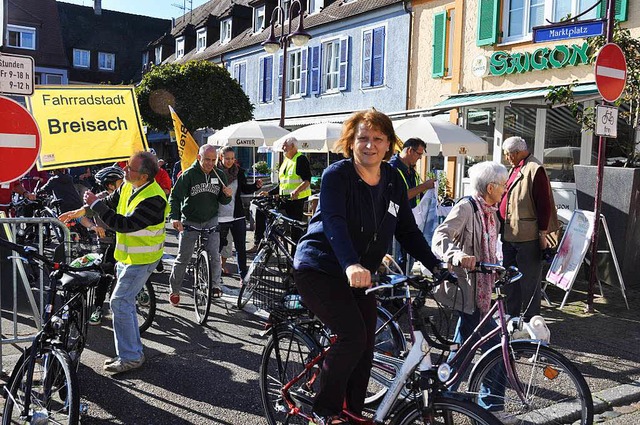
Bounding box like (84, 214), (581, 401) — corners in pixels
(57, 0), (209, 20)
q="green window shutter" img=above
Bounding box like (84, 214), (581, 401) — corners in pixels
(477, 0), (499, 46)
(615, 0), (628, 21)
(432, 12), (447, 78)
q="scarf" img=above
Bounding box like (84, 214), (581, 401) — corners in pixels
(473, 194), (498, 315)
(219, 163), (239, 185)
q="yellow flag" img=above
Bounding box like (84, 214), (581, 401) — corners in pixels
(168, 106), (199, 171)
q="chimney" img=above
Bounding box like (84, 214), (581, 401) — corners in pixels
(94, 0), (102, 15)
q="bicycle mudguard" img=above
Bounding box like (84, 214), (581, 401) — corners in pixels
(467, 339), (550, 383)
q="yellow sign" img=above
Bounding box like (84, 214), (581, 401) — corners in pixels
(27, 86), (148, 170)
(168, 105), (199, 171)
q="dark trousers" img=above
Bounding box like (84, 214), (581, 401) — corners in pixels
(254, 198), (307, 245)
(502, 239), (543, 320)
(293, 268), (377, 417)
(219, 218), (248, 278)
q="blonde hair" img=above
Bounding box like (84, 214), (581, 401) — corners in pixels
(333, 108), (395, 161)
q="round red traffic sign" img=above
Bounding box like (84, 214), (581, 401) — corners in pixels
(594, 43), (627, 103)
(0, 96), (42, 184)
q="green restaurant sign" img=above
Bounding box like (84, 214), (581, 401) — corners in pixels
(490, 42), (590, 76)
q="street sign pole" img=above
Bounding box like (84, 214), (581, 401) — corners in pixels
(588, 0), (618, 312)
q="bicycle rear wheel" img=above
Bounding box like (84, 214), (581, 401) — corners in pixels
(260, 327), (321, 425)
(467, 341), (593, 425)
(391, 395), (502, 425)
(193, 249), (212, 325)
(3, 347), (79, 425)
(137, 277), (156, 334)
(237, 246), (272, 310)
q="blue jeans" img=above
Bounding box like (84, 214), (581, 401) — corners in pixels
(169, 217), (221, 294)
(112, 261), (158, 362)
(448, 310), (506, 411)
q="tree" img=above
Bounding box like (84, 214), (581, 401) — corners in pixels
(546, 23), (640, 167)
(136, 60), (254, 132)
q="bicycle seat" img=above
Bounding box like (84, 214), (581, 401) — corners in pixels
(59, 270), (103, 291)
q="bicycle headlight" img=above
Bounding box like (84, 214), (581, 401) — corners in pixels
(437, 363), (452, 382)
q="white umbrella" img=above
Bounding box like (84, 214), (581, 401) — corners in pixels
(394, 117), (488, 156)
(207, 121), (290, 147)
(544, 146), (580, 162)
(272, 122), (343, 153)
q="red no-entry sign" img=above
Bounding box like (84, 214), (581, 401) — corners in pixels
(594, 43), (627, 103)
(0, 96), (42, 184)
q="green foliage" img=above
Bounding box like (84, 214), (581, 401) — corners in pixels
(545, 23), (640, 167)
(135, 60), (254, 132)
(427, 171), (450, 200)
(252, 161), (271, 175)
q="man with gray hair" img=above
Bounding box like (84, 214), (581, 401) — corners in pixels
(168, 144), (232, 306)
(500, 136), (559, 320)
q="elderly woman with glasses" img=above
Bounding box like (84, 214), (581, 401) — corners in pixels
(431, 160), (509, 413)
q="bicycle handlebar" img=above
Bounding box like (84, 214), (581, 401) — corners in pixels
(183, 224), (219, 233)
(364, 266), (456, 295)
(264, 209), (307, 229)
(470, 262), (522, 285)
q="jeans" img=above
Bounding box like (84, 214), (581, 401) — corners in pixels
(112, 261), (158, 362)
(219, 218), (248, 278)
(169, 217), (221, 294)
(502, 240), (543, 319)
(448, 309), (506, 411)
(293, 268), (377, 417)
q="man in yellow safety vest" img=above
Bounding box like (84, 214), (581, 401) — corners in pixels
(83, 151), (168, 374)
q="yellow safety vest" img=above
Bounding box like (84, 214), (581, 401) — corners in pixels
(279, 152), (311, 199)
(398, 168), (421, 204)
(114, 181), (169, 265)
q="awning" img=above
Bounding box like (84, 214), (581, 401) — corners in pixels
(434, 82), (598, 110)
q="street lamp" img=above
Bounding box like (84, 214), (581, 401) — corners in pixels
(262, 1), (311, 128)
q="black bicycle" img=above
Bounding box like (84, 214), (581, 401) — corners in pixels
(0, 237), (104, 425)
(183, 224), (220, 325)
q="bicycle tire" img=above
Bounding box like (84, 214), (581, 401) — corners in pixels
(137, 277), (156, 334)
(260, 326), (321, 425)
(237, 246), (272, 310)
(3, 347), (80, 425)
(365, 306), (408, 407)
(390, 395), (502, 425)
(193, 249), (212, 325)
(467, 341), (594, 425)
(63, 294), (89, 372)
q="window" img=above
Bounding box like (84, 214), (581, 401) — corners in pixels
(175, 37), (185, 58)
(321, 38), (349, 93)
(98, 52), (115, 70)
(44, 74), (63, 85)
(282, 0), (291, 23)
(233, 62), (247, 92)
(554, 0), (597, 22)
(142, 51), (149, 67)
(197, 28), (207, 52)
(154, 46), (163, 64)
(288, 50), (302, 97)
(503, 0), (544, 41)
(254, 5), (265, 33)
(309, 0), (323, 14)
(362, 26), (385, 88)
(432, 8), (455, 78)
(221, 19), (232, 44)
(259, 56), (274, 103)
(7, 25), (36, 50)
(73, 49), (90, 68)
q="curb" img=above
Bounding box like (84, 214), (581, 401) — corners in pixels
(593, 381), (640, 413)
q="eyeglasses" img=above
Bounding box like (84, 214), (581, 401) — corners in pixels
(412, 149), (425, 157)
(491, 181), (507, 189)
(125, 164), (140, 173)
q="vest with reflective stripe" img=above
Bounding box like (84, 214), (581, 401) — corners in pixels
(114, 181), (168, 265)
(279, 152), (311, 198)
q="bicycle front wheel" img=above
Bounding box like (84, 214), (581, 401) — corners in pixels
(467, 341), (594, 425)
(193, 249), (212, 325)
(391, 395), (502, 425)
(260, 327), (321, 425)
(237, 246), (272, 310)
(3, 347), (79, 425)
(137, 277), (156, 334)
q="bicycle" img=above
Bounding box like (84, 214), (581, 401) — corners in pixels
(259, 272), (502, 425)
(237, 197), (306, 311)
(0, 237), (104, 424)
(370, 263), (594, 424)
(182, 224), (220, 325)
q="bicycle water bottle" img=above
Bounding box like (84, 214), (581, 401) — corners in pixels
(283, 295), (303, 310)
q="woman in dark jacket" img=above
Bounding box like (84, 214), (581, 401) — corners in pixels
(293, 109), (441, 424)
(217, 146), (262, 279)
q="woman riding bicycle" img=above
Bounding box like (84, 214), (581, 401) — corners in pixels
(293, 108), (441, 424)
(431, 161), (508, 413)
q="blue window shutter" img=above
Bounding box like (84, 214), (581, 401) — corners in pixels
(278, 54), (283, 99)
(240, 63), (246, 92)
(338, 37), (349, 91)
(432, 12), (447, 78)
(477, 0), (499, 46)
(259, 57), (264, 102)
(372, 27), (385, 87)
(265, 56), (273, 102)
(310, 45), (320, 94)
(301, 47), (308, 96)
(361, 29), (372, 87)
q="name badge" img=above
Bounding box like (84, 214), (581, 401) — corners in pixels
(211, 178), (219, 184)
(387, 201), (399, 217)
